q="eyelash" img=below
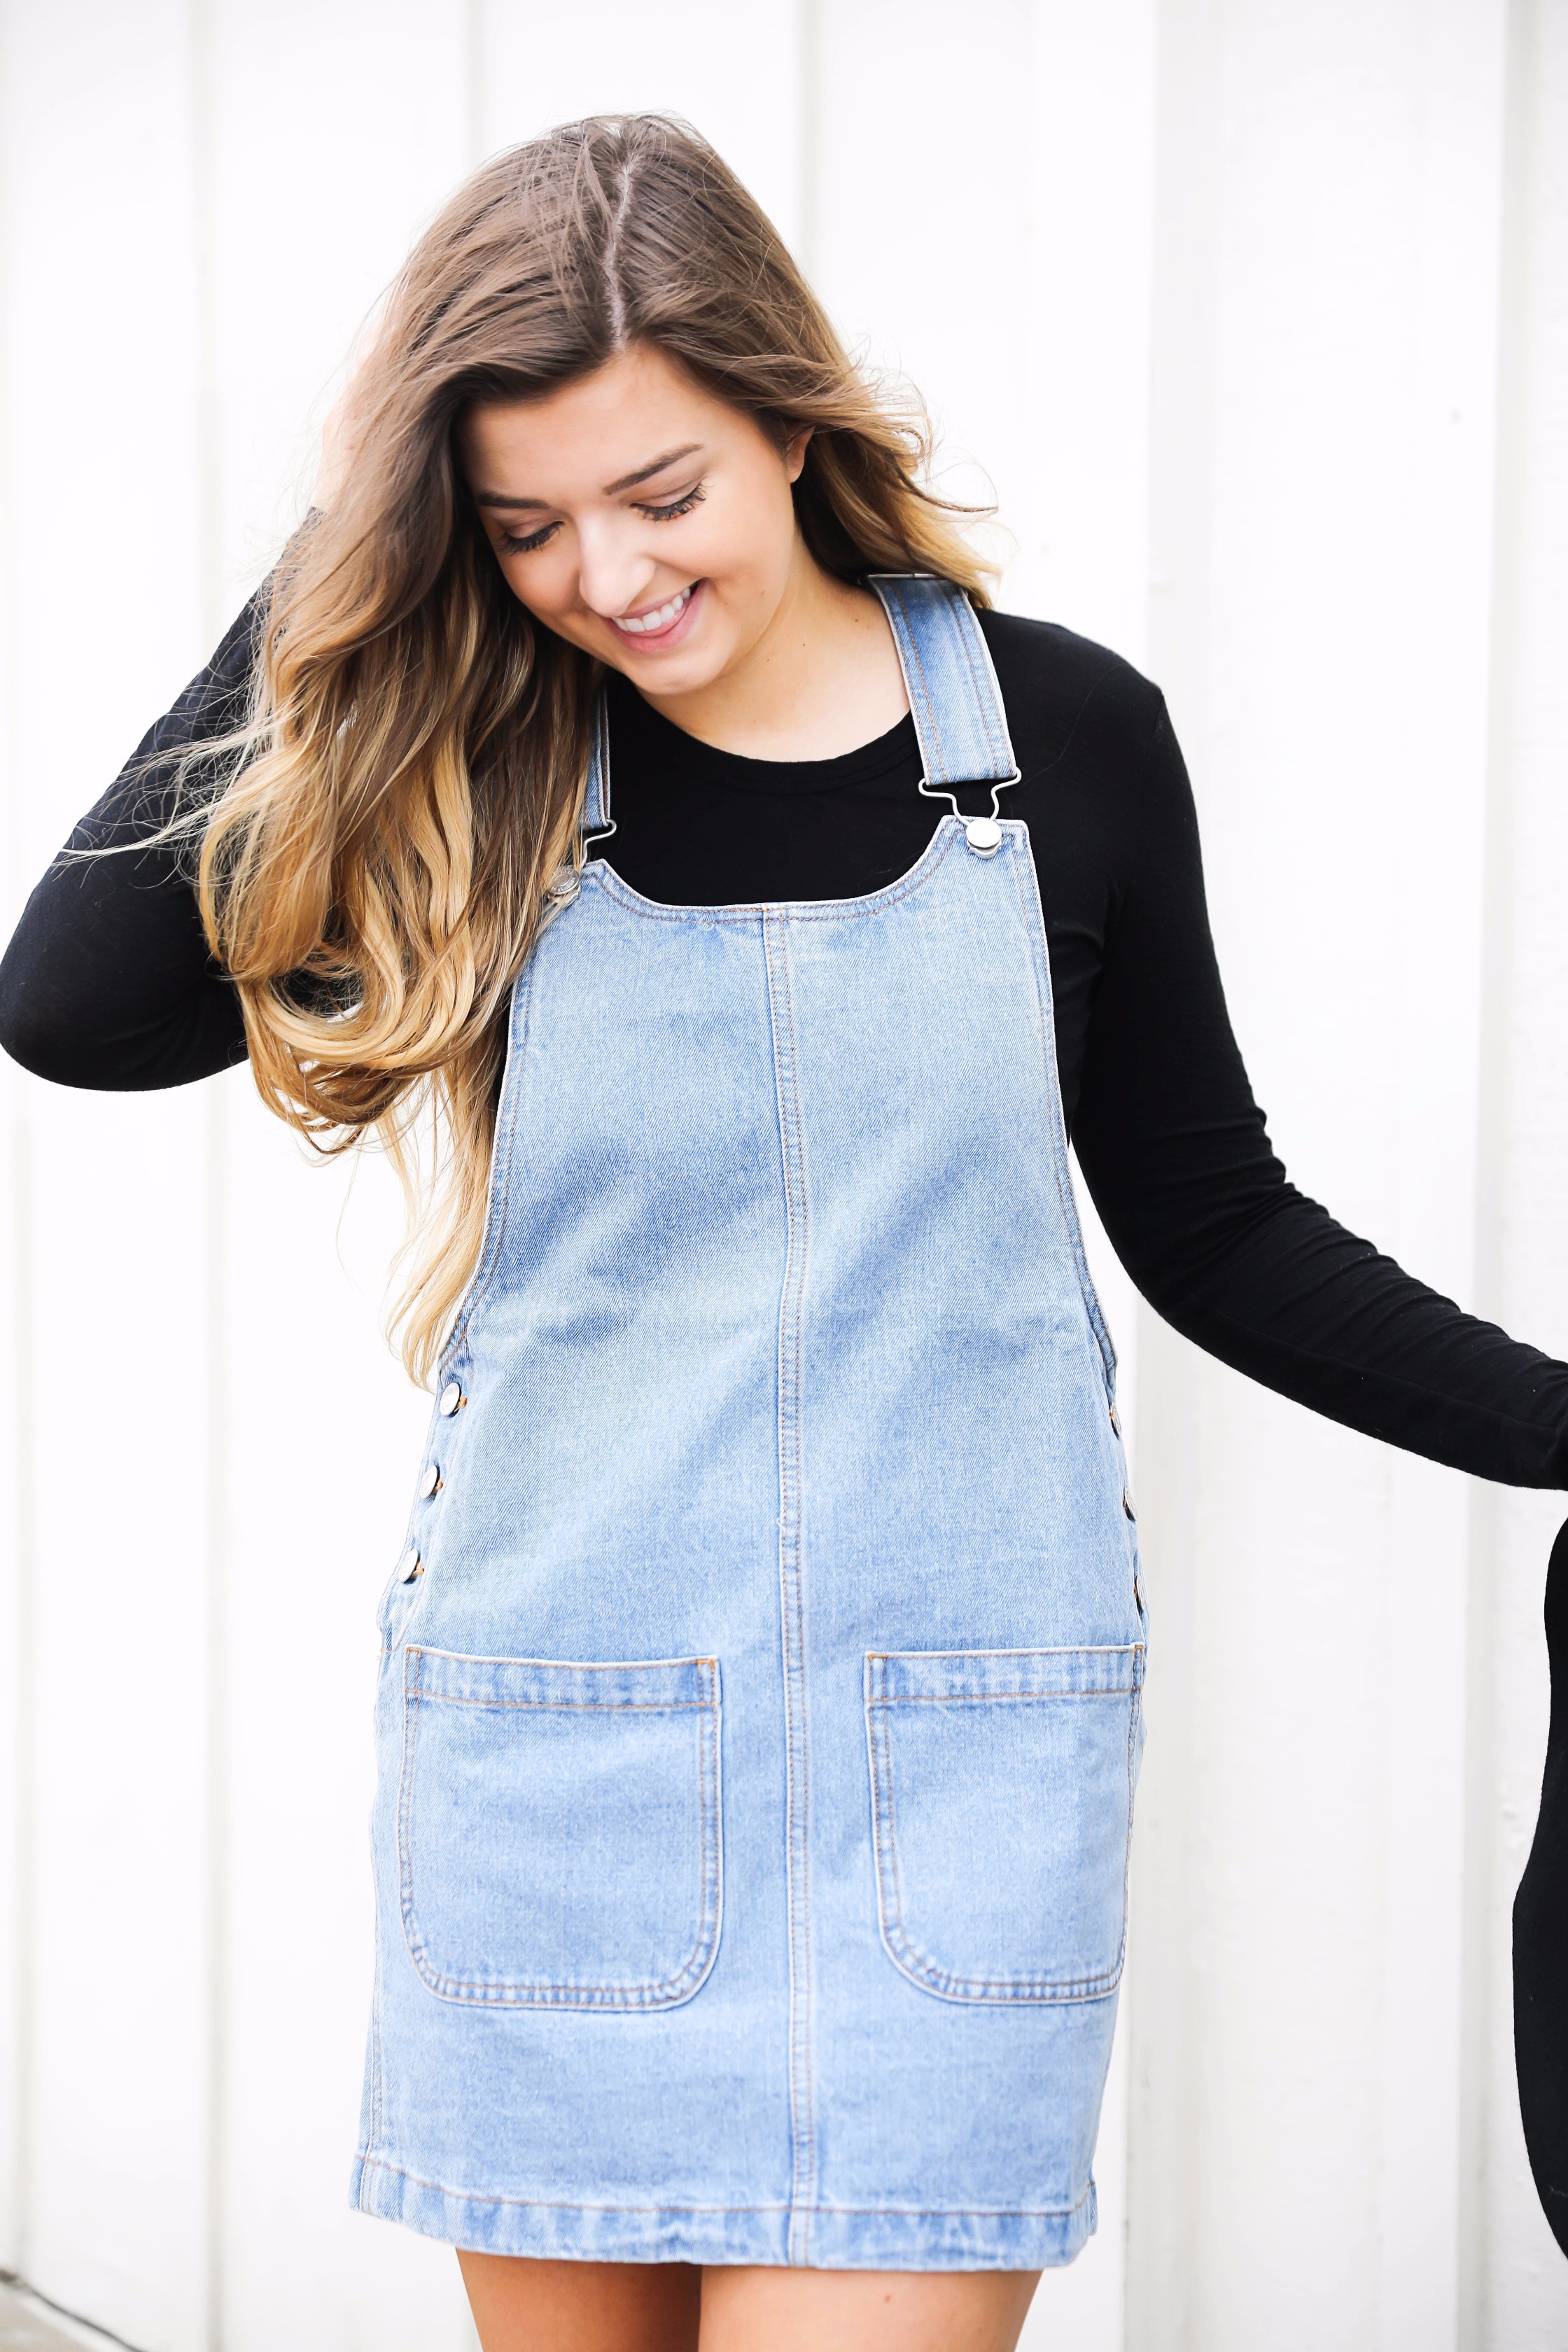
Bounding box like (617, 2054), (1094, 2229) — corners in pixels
(497, 482), (707, 556)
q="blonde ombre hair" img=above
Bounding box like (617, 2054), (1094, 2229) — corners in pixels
(197, 115), (993, 1382)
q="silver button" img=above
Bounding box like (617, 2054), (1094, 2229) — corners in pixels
(1123, 1490), (1136, 1522)
(399, 1547), (423, 1583)
(1135, 1574), (1146, 1613)
(965, 816), (1002, 855)
(438, 1381), (463, 1417)
(1109, 1401), (1121, 1438)
(418, 1462), (440, 1499)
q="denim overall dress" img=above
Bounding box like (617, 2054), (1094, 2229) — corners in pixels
(351, 575), (1147, 2272)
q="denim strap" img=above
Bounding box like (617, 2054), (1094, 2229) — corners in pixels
(866, 573), (1019, 815)
(580, 692), (614, 843)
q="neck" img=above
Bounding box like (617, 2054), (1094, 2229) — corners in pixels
(638, 540), (911, 762)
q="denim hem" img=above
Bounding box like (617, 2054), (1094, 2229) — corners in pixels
(349, 2154), (1095, 2270)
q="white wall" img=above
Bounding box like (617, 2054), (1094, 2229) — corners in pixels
(0, 4), (1564, 2347)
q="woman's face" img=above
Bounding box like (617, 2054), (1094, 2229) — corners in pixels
(458, 345), (809, 698)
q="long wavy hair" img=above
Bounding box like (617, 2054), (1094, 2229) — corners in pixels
(195, 113), (994, 1382)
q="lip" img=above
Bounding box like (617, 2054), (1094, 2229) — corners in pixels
(606, 578), (705, 652)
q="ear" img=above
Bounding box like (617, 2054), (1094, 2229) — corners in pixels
(782, 426), (813, 484)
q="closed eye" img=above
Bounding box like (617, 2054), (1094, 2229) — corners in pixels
(634, 482), (706, 522)
(498, 519), (561, 554)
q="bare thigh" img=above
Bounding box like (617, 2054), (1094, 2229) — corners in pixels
(456, 2252), (1040, 2352)
(456, 2253), (701, 2352)
(699, 2265), (1042, 2352)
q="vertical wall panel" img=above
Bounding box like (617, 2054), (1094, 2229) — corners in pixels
(1132, 2), (1519, 2348)
(0, 0), (22, 2264)
(1470, 0), (1568, 2343)
(813, 2), (1037, 594)
(1, 6), (214, 2348)
(1016, 0), (1159, 663)
(1378, 0), (1510, 2331)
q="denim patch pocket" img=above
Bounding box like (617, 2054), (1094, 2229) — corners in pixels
(399, 1646), (722, 2010)
(865, 1644), (1142, 2004)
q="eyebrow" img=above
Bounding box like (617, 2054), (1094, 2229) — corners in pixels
(472, 442), (704, 511)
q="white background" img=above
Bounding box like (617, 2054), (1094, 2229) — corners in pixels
(1, 4), (1566, 2347)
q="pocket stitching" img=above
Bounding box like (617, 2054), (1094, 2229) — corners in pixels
(398, 1651), (722, 2010)
(867, 1653), (1135, 2005)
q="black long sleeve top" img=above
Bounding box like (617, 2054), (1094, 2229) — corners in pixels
(4, 589), (1567, 1487)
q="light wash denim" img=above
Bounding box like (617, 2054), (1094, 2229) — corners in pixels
(351, 575), (1147, 2271)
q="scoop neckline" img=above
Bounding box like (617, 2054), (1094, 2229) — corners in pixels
(603, 673), (920, 797)
(585, 811), (997, 923)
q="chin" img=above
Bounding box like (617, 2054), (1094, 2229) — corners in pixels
(615, 633), (730, 692)
(655, 643), (726, 682)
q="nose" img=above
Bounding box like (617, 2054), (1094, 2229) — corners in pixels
(575, 517), (657, 623)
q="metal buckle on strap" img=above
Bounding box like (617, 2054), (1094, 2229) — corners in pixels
(920, 767), (1023, 856)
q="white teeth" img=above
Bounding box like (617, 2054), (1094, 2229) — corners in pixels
(611, 584), (693, 636)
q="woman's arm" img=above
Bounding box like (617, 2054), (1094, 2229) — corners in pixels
(1072, 698), (1568, 1489)
(0, 595), (263, 1090)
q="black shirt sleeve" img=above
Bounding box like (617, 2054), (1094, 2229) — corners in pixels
(0, 597), (261, 1090)
(1054, 664), (1568, 1490)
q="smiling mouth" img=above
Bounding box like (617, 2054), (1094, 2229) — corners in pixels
(609, 582), (697, 639)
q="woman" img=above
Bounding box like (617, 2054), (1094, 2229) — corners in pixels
(2, 113), (1564, 2352)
